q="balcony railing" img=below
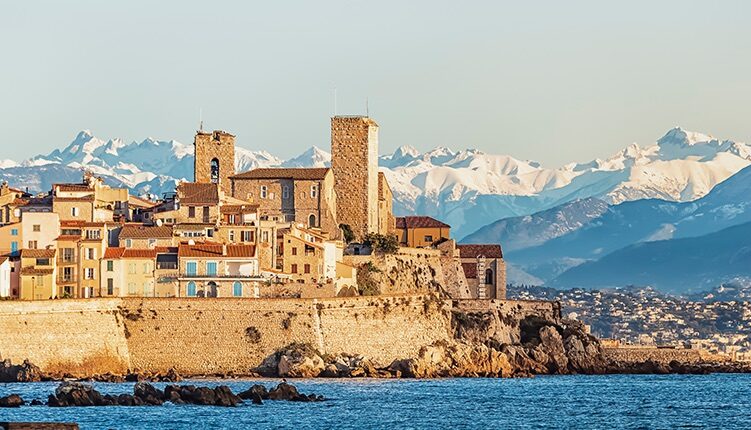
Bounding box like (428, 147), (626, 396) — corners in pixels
(57, 275), (78, 284)
(57, 256), (78, 265)
(156, 262), (178, 270)
(179, 272), (257, 279)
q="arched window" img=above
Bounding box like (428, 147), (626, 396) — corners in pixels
(207, 281), (218, 298)
(233, 281), (243, 297)
(308, 214), (317, 227)
(187, 281), (197, 297)
(485, 269), (494, 285)
(210, 158), (220, 184)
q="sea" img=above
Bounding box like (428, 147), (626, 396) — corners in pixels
(1, 374), (750, 429)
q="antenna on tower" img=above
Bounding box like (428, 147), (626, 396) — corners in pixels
(199, 108), (203, 131)
(333, 86), (338, 116)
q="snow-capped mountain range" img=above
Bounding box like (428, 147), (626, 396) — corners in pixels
(1, 127), (749, 239)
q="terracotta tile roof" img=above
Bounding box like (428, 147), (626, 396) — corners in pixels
(60, 221), (107, 228)
(119, 224), (174, 239)
(55, 184), (92, 192)
(457, 244), (503, 259)
(104, 248), (125, 259)
(178, 243), (256, 258)
(128, 195), (157, 208)
(230, 167), (330, 181)
(53, 196), (95, 202)
(220, 204), (259, 214)
(155, 246), (178, 254)
(20, 249), (56, 258)
(21, 267), (54, 276)
(395, 216), (451, 229)
(177, 182), (219, 205)
(104, 248), (157, 259)
(55, 235), (82, 242)
(461, 262), (477, 279)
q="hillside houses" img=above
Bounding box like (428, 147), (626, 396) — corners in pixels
(0, 117), (506, 300)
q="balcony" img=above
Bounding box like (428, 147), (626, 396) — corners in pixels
(57, 274), (78, 284)
(156, 262), (178, 270)
(57, 256), (78, 265)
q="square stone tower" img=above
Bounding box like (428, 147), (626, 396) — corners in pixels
(194, 130), (235, 195)
(331, 116), (379, 240)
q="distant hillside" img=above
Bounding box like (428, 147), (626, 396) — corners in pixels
(549, 221), (751, 294)
(483, 164), (751, 285)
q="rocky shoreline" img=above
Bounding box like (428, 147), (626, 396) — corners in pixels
(2, 311), (749, 384)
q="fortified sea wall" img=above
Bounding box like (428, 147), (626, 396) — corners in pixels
(602, 347), (728, 364)
(0, 296), (556, 375)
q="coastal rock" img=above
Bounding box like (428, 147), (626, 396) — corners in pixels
(268, 382), (323, 402)
(213, 385), (242, 407)
(0, 394), (24, 407)
(161, 368), (182, 382)
(536, 326), (568, 374)
(238, 384), (269, 401)
(278, 353), (325, 378)
(0, 359), (43, 382)
(49, 382), (103, 407)
(134, 382), (164, 405)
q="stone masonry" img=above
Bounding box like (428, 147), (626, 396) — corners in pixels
(194, 130), (236, 195)
(330, 116), (380, 240)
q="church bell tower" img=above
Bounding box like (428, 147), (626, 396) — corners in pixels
(194, 129), (235, 195)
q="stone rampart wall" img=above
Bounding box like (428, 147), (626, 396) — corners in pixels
(0, 299), (130, 373)
(602, 347), (725, 364)
(0, 295), (556, 375)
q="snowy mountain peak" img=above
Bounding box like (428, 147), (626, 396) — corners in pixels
(657, 127), (715, 147)
(393, 145), (420, 158)
(281, 146), (331, 168)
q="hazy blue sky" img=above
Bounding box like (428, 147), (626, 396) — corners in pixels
(1, 0), (750, 165)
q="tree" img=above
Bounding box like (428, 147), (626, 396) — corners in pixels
(363, 233), (399, 254)
(339, 224), (355, 244)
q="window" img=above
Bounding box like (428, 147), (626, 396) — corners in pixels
(107, 278), (114, 295)
(485, 269), (494, 285)
(27, 240), (37, 249)
(242, 230), (253, 242)
(304, 264), (311, 274)
(10, 228), (18, 236)
(310, 185), (318, 198)
(125, 239), (132, 248)
(187, 281), (197, 297)
(86, 248), (96, 260)
(233, 281), (242, 297)
(262, 231), (269, 243)
(188, 207), (196, 218)
(291, 247), (297, 256)
(143, 282), (151, 297)
(424, 235), (433, 243)
(36, 276), (44, 287)
(308, 214), (317, 228)
(32, 224), (41, 232)
(206, 228), (214, 238)
(71, 207), (79, 217)
(85, 230), (100, 240)
(36, 258), (50, 266)
(10, 242), (18, 253)
(228, 214), (236, 224)
(282, 186), (290, 199)
(206, 262), (217, 277)
(143, 262), (151, 274)
(62, 248), (74, 263)
(186, 261), (197, 276)
(128, 263), (136, 274)
(260, 186), (268, 199)
(85, 268), (95, 280)
(291, 264), (298, 274)
(62, 267), (73, 282)
(106, 260), (114, 272)
(128, 282), (136, 295)
(210, 158), (220, 184)
(229, 230), (235, 242)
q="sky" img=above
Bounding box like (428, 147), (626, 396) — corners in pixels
(1, 0), (750, 166)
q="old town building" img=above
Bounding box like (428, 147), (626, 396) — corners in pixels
(395, 216), (451, 248)
(457, 244), (506, 300)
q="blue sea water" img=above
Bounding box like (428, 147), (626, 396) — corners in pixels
(1, 374), (750, 429)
